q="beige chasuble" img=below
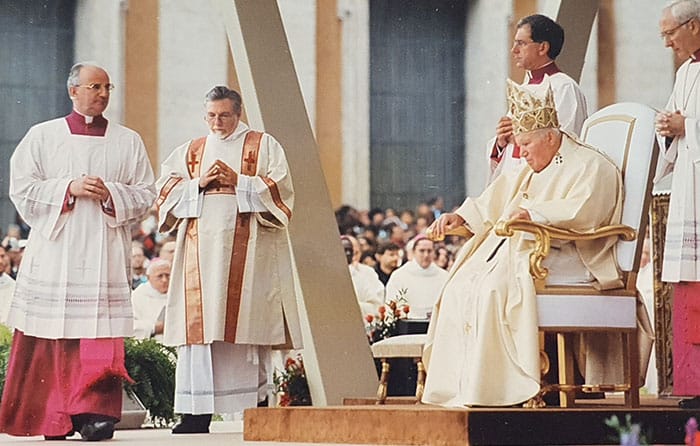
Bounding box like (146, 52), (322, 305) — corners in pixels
(156, 123), (302, 349)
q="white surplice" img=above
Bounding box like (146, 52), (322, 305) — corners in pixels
(384, 260), (448, 319)
(0, 274), (15, 325)
(487, 73), (588, 183)
(349, 262), (385, 316)
(423, 134), (623, 407)
(131, 281), (167, 340)
(656, 59), (700, 282)
(7, 118), (155, 339)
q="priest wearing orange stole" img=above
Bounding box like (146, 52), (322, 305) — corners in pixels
(156, 86), (302, 433)
(0, 62), (156, 440)
(422, 80), (623, 407)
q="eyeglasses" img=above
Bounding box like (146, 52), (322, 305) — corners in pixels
(77, 83), (115, 92)
(205, 112), (237, 121)
(660, 19), (692, 39)
(513, 39), (540, 48)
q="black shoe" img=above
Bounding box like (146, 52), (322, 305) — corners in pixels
(79, 421), (115, 441)
(171, 414), (212, 434)
(44, 435), (67, 441)
(257, 397), (269, 407)
(679, 397), (700, 409)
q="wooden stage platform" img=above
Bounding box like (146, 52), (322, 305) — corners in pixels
(244, 396), (698, 445)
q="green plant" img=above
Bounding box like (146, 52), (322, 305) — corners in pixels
(605, 414), (649, 446)
(123, 338), (177, 426)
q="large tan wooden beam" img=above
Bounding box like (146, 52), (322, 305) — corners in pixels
(212, 0), (378, 406)
(124, 0), (159, 168)
(316, 0), (343, 208)
(554, 0), (599, 83)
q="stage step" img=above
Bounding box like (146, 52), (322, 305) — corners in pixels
(244, 398), (696, 445)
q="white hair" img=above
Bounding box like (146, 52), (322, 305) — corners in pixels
(665, 0), (700, 23)
(146, 258), (171, 276)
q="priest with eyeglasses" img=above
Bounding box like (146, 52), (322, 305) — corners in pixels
(0, 62), (155, 441)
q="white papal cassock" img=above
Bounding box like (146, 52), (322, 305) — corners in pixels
(422, 134), (623, 407)
(156, 122), (302, 414)
(7, 118), (156, 339)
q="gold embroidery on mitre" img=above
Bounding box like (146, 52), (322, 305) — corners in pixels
(506, 79), (560, 135)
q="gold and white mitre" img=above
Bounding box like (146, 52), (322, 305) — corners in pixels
(506, 78), (559, 135)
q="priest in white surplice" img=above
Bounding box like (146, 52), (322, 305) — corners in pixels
(131, 259), (171, 340)
(655, 0), (700, 409)
(487, 14), (587, 183)
(156, 86), (302, 434)
(422, 81), (623, 407)
(0, 63), (156, 441)
(385, 235), (448, 319)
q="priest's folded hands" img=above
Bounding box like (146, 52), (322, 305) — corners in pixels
(68, 175), (111, 201)
(199, 159), (238, 191)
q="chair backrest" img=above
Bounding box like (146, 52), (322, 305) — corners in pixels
(579, 102), (659, 273)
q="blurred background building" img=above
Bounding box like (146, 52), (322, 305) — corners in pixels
(0, 0), (675, 232)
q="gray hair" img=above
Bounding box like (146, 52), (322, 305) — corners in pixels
(146, 258), (171, 276)
(66, 62), (106, 89)
(665, 0), (700, 22)
(205, 86), (242, 115)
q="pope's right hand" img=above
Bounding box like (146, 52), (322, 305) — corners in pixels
(426, 212), (466, 241)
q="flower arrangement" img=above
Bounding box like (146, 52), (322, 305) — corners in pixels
(273, 354), (311, 406)
(365, 288), (410, 344)
(605, 414), (648, 446)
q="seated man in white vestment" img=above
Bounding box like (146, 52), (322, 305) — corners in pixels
(341, 235), (384, 317)
(487, 14), (587, 183)
(131, 259), (171, 341)
(156, 86), (302, 434)
(422, 80), (623, 407)
(385, 234), (448, 319)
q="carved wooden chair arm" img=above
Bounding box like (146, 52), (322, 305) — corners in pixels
(425, 225), (473, 242)
(493, 219), (636, 280)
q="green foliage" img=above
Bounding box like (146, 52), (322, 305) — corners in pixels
(605, 414), (649, 446)
(123, 338), (177, 426)
(0, 324), (12, 399)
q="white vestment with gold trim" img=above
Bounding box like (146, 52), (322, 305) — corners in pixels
(423, 135), (623, 407)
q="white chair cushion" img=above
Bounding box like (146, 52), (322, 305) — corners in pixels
(537, 294), (636, 329)
(370, 334), (428, 358)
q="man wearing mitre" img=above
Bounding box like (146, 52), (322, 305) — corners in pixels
(421, 79), (626, 407)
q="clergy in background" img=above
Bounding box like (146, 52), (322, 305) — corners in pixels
(156, 86), (302, 434)
(487, 13), (588, 183)
(0, 62), (156, 440)
(422, 80), (622, 407)
(341, 235), (384, 317)
(131, 258), (171, 341)
(384, 234), (447, 319)
(655, 0), (700, 410)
